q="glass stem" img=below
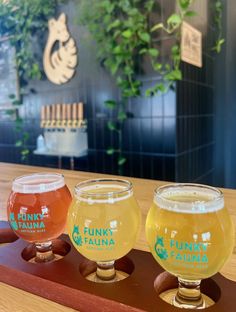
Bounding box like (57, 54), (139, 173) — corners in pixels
(96, 261), (116, 281)
(174, 278), (204, 309)
(35, 241), (54, 263)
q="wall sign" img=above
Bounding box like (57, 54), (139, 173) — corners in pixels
(181, 21), (202, 68)
(43, 13), (78, 85)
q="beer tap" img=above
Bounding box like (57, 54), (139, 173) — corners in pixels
(50, 105), (56, 129)
(40, 106), (46, 128)
(67, 104), (72, 128)
(77, 102), (83, 128)
(72, 103), (78, 128)
(56, 104), (62, 129)
(45, 105), (51, 128)
(62, 104), (67, 128)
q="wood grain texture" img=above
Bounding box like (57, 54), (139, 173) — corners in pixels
(0, 162), (236, 312)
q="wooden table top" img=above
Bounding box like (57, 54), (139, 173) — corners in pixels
(0, 162), (235, 312)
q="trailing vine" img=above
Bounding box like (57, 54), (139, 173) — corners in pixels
(78, 0), (157, 173)
(212, 0), (224, 53)
(0, 0), (64, 161)
(0, 0), (224, 167)
(78, 0), (224, 174)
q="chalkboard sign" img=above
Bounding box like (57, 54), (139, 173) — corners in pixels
(0, 37), (19, 107)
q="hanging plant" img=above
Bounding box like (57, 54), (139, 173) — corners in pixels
(0, 0), (64, 161)
(78, 0), (160, 173)
(77, 0), (224, 174)
(212, 0), (224, 53)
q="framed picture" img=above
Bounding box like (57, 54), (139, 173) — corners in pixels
(0, 36), (19, 120)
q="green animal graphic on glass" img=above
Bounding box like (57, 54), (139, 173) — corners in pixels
(72, 225), (83, 246)
(155, 236), (168, 260)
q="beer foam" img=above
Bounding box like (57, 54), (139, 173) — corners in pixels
(75, 183), (133, 203)
(12, 173), (65, 193)
(154, 185), (224, 214)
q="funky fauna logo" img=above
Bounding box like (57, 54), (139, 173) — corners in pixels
(155, 236), (168, 260)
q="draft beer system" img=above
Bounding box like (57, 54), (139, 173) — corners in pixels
(34, 102), (88, 159)
(0, 221), (235, 312)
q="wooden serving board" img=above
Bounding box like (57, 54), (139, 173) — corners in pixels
(0, 221), (235, 312)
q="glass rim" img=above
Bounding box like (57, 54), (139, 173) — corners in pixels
(154, 183), (224, 213)
(12, 172), (65, 194)
(74, 178), (133, 198)
(155, 183), (223, 198)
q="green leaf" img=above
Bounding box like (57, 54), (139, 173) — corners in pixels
(21, 149), (30, 156)
(107, 121), (117, 131)
(5, 109), (15, 116)
(151, 23), (164, 32)
(110, 63), (119, 75)
(178, 0), (191, 10)
(113, 30), (121, 38)
(171, 45), (180, 55)
(105, 100), (117, 109)
(127, 8), (139, 16)
(153, 63), (162, 71)
(23, 132), (30, 141)
(156, 83), (166, 93)
(167, 14), (182, 27)
(145, 0), (155, 11)
(15, 140), (22, 147)
(107, 148), (115, 155)
(12, 99), (22, 106)
(165, 64), (171, 71)
(118, 111), (127, 121)
(113, 45), (122, 54)
(216, 39), (225, 53)
(138, 32), (151, 43)
(122, 29), (132, 38)
(107, 19), (120, 31)
(124, 66), (133, 75)
(8, 94), (16, 99)
(148, 48), (159, 57)
(145, 88), (154, 97)
(165, 69), (182, 81)
(118, 156), (126, 166)
(185, 10), (197, 17)
(139, 48), (147, 55)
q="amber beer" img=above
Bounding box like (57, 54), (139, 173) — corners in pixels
(146, 184), (234, 280)
(7, 173), (72, 243)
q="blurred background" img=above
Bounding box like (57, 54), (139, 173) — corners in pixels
(0, 0), (235, 188)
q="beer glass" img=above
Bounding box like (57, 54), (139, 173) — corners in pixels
(67, 178), (141, 282)
(7, 173), (72, 262)
(146, 183), (234, 309)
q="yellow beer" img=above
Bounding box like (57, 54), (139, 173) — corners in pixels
(146, 184), (234, 280)
(68, 181), (141, 262)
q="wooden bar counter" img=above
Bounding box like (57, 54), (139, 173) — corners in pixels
(0, 162), (235, 312)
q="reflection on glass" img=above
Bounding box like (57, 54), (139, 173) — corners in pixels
(146, 183), (234, 309)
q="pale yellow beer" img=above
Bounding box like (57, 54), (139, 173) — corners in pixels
(146, 184), (234, 280)
(68, 181), (141, 262)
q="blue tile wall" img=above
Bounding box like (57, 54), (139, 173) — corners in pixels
(0, 0), (215, 184)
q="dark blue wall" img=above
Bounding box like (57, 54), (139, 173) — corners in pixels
(0, 0), (219, 185)
(214, 0), (236, 188)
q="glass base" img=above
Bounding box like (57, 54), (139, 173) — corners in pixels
(159, 288), (215, 309)
(85, 270), (129, 283)
(28, 253), (63, 264)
